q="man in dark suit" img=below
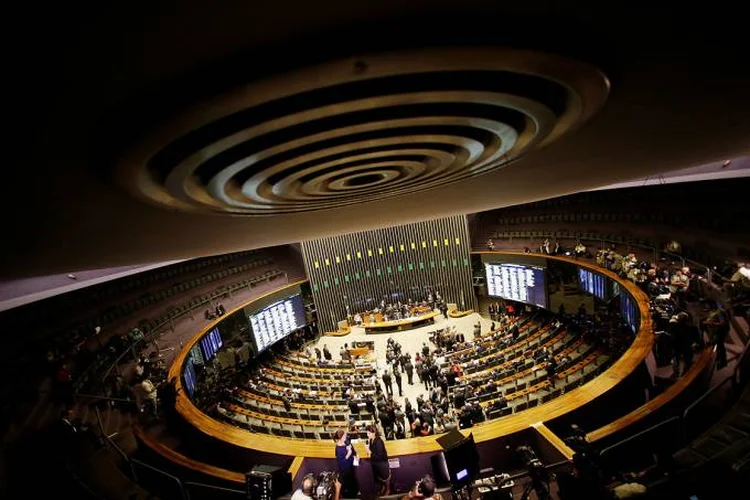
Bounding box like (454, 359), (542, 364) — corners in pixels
(382, 370), (393, 397)
(393, 368), (403, 396)
(404, 359), (414, 385)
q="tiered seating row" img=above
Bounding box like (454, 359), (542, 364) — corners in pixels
(255, 370), (376, 398)
(453, 331), (586, 402)
(460, 327), (570, 382)
(443, 314), (538, 364)
(482, 347), (608, 417)
(488, 229), (660, 252)
(217, 354), (378, 439)
(136, 267), (285, 335)
(77, 266), (287, 390)
(456, 323), (557, 374)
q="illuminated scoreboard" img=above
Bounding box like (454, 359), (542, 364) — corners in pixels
(485, 263), (547, 308)
(248, 294), (306, 353)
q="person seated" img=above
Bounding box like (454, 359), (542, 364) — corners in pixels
(59, 407), (88, 435)
(419, 422), (432, 436)
(402, 475), (443, 499)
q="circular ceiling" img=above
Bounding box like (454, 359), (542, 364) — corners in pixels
(117, 48), (609, 216)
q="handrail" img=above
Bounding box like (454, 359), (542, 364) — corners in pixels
(598, 416), (682, 461)
(131, 457), (188, 500)
(681, 373), (738, 445)
(95, 407), (134, 482)
(183, 481), (245, 500)
(682, 374), (734, 421)
(734, 338), (750, 384)
(587, 347), (712, 443)
(75, 392), (133, 404)
(491, 230), (734, 283)
(36, 389), (132, 404)
(96, 271), (288, 384)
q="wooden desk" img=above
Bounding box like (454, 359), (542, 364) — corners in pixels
(237, 388), (347, 411)
(348, 346), (370, 358)
(448, 308), (475, 318)
(364, 311), (440, 333)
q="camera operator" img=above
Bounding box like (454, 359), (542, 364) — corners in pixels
(401, 475), (443, 500)
(516, 445), (552, 500)
(291, 473), (342, 500)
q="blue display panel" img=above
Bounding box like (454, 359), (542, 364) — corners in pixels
(248, 293), (307, 353)
(621, 293), (639, 334)
(183, 359), (197, 398)
(200, 327), (223, 361)
(485, 263), (547, 308)
(579, 268), (607, 300)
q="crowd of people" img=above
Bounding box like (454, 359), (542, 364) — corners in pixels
(591, 246), (734, 371)
(350, 291), (451, 324)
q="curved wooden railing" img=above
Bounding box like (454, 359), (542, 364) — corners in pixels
(587, 347), (713, 443)
(164, 254), (654, 459)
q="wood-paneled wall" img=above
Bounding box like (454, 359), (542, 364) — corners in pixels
(301, 215), (476, 331)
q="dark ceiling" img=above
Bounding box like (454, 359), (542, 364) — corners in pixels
(3, 1), (749, 278)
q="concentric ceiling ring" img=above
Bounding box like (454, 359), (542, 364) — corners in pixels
(117, 48), (609, 215)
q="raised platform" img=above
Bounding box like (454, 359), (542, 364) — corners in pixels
(363, 311), (439, 333)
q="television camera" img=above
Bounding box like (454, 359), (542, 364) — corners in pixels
(305, 471), (339, 500)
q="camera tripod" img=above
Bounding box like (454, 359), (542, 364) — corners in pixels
(519, 471), (552, 500)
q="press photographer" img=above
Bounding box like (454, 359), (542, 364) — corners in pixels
(401, 475), (443, 500)
(291, 471), (341, 500)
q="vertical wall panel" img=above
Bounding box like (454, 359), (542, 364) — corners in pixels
(301, 216), (476, 332)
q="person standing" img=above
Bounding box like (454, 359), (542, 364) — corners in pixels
(705, 302), (730, 369)
(404, 359), (414, 385)
(382, 370), (394, 397)
(547, 357), (558, 388)
(421, 364), (431, 391)
(335, 430), (359, 497)
(366, 424), (391, 496)
(393, 368), (403, 396)
(323, 345), (332, 361)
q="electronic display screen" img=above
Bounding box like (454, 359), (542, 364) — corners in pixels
(621, 293), (639, 334)
(485, 263), (547, 308)
(189, 344), (204, 365)
(248, 293), (307, 353)
(200, 327), (223, 361)
(183, 359), (197, 398)
(579, 268), (607, 300)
